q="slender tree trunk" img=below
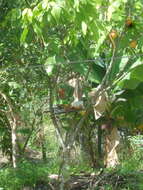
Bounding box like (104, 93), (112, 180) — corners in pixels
(11, 118), (19, 168)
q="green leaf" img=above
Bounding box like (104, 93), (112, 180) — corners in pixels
(22, 8), (33, 23)
(117, 64), (143, 89)
(130, 59), (142, 70)
(45, 65), (54, 75)
(131, 64), (143, 81)
(89, 64), (105, 83)
(71, 62), (88, 75)
(8, 82), (21, 89)
(51, 3), (61, 22)
(17, 128), (31, 134)
(33, 2), (43, 17)
(33, 23), (43, 37)
(20, 27), (29, 43)
(22, 8), (29, 17)
(27, 9), (33, 23)
(42, 0), (49, 9)
(95, 23), (110, 52)
(45, 56), (56, 65)
(81, 21), (87, 36)
(118, 78), (141, 89)
(107, 0), (121, 21)
(71, 62), (105, 83)
(44, 56), (56, 75)
(74, 0), (80, 11)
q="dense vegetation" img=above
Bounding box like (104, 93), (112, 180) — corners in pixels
(1, 0), (143, 189)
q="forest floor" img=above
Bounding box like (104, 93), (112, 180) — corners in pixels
(1, 150), (143, 190)
(47, 170), (143, 190)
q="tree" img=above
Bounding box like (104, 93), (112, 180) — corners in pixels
(1, 0), (143, 169)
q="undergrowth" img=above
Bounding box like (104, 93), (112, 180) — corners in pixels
(0, 159), (58, 190)
(0, 135), (143, 190)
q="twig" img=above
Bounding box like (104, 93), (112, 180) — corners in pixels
(48, 182), (55, 190)
(91, 172), (115, 189)
(0, 109), (10, 113)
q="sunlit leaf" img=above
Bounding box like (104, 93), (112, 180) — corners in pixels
(81, 21), (87, 36)
(44, 56), (56, 75)
(8, 82), (21, 89)
(33, 23), (43, 37)
(20, 27), (28, 43)
(51, 3), (61, 22)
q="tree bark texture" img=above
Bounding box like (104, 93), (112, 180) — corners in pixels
(104, 126), (120, 168)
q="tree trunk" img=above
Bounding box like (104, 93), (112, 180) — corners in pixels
(104, 126), (120, 168)
(98, 125), (102, 158)
(97, 125), (103, 167)
(11, 118), (19, 168)
(41, 142), (47, 161)
(0, 91), (19, 168)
